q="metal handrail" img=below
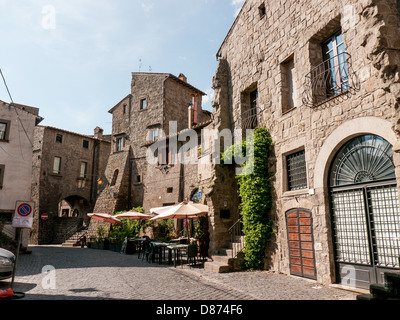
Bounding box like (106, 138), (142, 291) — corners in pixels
(303, 52), (360, 107)
(228, 218), (244, 259)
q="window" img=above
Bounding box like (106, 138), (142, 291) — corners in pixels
(258, 3), (266, 18)
(140, 99), (147, 110)
(136, 175), (141, 183)
(149, 127), (159, 142)
(123, 104), (128, 114)
(241, 86), (260, 129)
(111, 169), (119, 186)
(167, 187), (173, 193)
(250, 90), (259, 128)
(53, 157), (62, 174)
(281, 56), (295, 113)
(56, 134), (63, 143)
(322, 30), (349, 98)
(83, 140), (89, 149)
(116, 137), (124, 152)
(0, 165), (5, 189)
(286, 150), (307, 191)
(0, 120), (10, 141)
(80, 162), (88, 179)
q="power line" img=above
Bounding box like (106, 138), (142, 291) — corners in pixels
(0, 67), (34, 148)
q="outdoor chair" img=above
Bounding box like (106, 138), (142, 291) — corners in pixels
(142, 239), (152, 262)
(185, 244), (198, 267)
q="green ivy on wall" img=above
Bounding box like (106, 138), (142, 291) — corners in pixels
(223, 127), (274, 270)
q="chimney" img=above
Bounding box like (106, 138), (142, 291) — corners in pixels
(178, 73), (187, 83)
(94, 127), (104, 139)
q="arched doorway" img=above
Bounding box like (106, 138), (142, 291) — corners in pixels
(329, 135), (400, 289)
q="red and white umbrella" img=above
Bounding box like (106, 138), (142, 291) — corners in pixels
(114, 211), (153, 220)
(87, 213), (123, 225)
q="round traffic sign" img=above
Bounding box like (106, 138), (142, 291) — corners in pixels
(17, 203), (32, 217)
(41, 213), (49, 221)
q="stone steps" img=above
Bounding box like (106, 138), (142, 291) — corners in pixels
(61, 230), (87, 247)
(204, 236), (244, 273)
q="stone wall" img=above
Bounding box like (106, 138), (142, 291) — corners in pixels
(31, 126), (110, 244)
(213, 0), (400, 285)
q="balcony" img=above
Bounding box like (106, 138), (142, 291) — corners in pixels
(241, 107), (263, 130)
(303, 52), (360, 107)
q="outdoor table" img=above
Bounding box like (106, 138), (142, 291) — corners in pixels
(151, 242), (169, 264)
(166, 244), (189, 267)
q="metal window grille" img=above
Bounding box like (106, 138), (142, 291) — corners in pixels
(368, 185), (400, 268)
(331, 183), (400, 269)
(287, 150), (307, 191)
(331, 188), (371, 265)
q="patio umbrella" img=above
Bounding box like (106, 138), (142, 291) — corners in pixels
(149, 205), (174, 215)
(150, 201), (209, 243)
(87, 213), (123, 225)
(114, 211), (153, 220)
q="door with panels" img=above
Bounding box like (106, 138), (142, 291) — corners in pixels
(286, 209), (317, 280)
(329, 135), (400, 289)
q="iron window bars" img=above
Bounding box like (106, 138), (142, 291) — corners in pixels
(331, 183), (400, 269)
(286, 150), (308, 191)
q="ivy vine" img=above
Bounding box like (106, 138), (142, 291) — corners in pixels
(223, 127), (274, 270)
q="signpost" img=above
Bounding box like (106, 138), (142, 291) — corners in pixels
(10, 201), (35, 290)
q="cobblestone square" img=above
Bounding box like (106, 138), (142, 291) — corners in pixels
(0, 246), (358, 301)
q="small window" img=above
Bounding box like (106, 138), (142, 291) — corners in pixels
(116, 137), (124, 152)
(286, 150), (307, 191)
(123, 104), (128, 114)
(167, 187), (173, 193)
(111, 169), (119, 186)
(0, 120), (11, 141)
(136, 175), (141, 183)
(83, 140), (89, 149)
(56, 134), (63, 143)
(0, 164), (5, 189)
(53, 157), (62, 174)
(140, 99), (147, 110)
(258, 3), (266, 18)
(281, 55), (295, 113)
(149, 127), (159, 142)
(80, 162), (88, 178)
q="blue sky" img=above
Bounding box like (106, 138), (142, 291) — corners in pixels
(0, 0), (244, 135)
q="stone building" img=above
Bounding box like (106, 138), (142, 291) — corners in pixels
(0, 100), (42, 249)
(209, 0), (400, 289)
(30, 126), (110, 244)
(93, 72), (211, 217)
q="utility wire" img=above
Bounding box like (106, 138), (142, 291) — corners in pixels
(0, 67), (34, 148)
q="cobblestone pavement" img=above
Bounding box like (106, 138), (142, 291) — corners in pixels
(0, 245), (358, 301)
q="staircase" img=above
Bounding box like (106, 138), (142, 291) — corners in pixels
(62, 230), (88, 247)
(357, 272), (400, 300)
(204, 235), (245, 273)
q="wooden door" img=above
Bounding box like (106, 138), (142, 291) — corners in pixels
(286, 209), (317, 280)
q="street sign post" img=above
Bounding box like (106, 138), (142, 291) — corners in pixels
(10, 201), (35, 290)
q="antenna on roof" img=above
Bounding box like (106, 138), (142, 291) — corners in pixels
(139, 58), (142, 72)
(149, 66), (152, 72)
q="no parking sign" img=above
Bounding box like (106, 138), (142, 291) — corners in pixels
(12, 201), (34, 229)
